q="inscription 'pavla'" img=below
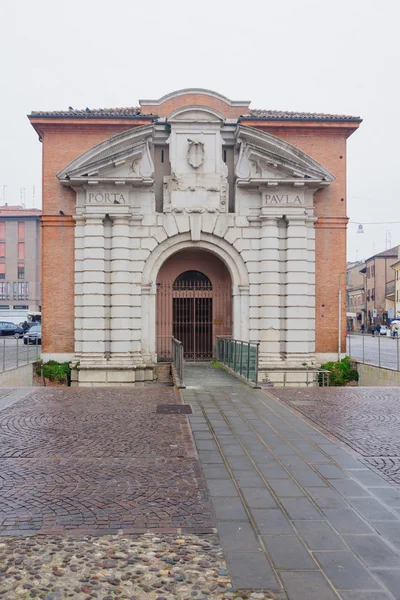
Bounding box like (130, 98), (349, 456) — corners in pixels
(265, 194), (303, 205)
(87, 193), (127, 204)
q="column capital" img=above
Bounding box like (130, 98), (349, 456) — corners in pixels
(258, 214), (281, 223)
(110, 214), (133, 224)
(286, 215), (309, 227)
(142, 283), (155, 295)
(84, 215), (104, 226)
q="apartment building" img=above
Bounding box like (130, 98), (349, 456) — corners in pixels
(360, 247), (397, 327)
(391, 246), (400, 319)
(0, 205), (41, 312)
(346, 260), (366, 330)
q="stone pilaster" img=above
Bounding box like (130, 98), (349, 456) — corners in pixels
(73, 216), (85, 359)
(80, 215), (108, 366)
(258, 215), (283, 365)
(285, 215), (316, 364)
(141, 283), (156, 364)
(108, 215), (135, 367)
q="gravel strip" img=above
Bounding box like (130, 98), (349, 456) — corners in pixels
(0, 533), (274, 599)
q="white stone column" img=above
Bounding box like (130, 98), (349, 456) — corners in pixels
(73, 216), (85, 358)
(81, 215), (107, 365)
(285, 215), (315, 364)
(109, 214), (135, 367)
(141, 283), (155, 363)
(258, 215), (283, 365)
(239, 285), (250, 341)
(306, 216), (318, 358)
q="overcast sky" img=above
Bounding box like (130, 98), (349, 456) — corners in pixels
(0, 0), (398, 262)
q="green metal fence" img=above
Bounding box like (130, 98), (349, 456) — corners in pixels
(216, 337), (259, 384)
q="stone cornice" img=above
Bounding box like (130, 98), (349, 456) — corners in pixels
(234, 125), (335, 186)
(41, 215), (75, 227)
(314, 216), (349, 229)
(57, 124), (154, 183)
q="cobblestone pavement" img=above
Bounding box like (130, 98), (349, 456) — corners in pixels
(270, 387), (400, 484)
(183, 366), (400, 599)
(0, 387), (213, 535)
(1, 533), (275, 600)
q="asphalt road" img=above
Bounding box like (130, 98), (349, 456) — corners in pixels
(347, 333), (400, 370)
(0, 337), (41, 372)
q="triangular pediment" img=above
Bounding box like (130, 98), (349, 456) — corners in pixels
(235, 125), (335, 186)
(57, 124), (154, 184)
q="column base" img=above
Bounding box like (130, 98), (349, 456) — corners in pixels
(70, 364), (155, 387)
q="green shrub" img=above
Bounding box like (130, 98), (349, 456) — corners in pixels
(36, 360), (71, 384)
(321, 356), (359, 386)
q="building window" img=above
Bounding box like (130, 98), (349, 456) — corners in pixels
(18, 242), (24, 260)
(0, 243), (5, 259)
(0, 223), (5, 239)
(372, 265), (375, 277)
(17, 263), (24, 279)
(367, 267), (370, 278)
(13, 305), (28, 310)
(18, 222), (25, 239)
(372, 288), (375, 300)
(0, 264), (5, 280)
(367, 289), (370, 300)
(0, 282), (10, 299)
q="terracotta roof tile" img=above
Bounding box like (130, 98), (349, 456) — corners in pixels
(0, 205), (42, 217)
(29, 106), (361, 123)
(29, 107), (146, 118)
(245, 109), (361, 122)
(369, 246), (398, 259)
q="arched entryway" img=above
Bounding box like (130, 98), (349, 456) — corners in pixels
(156, 249), (232, 361)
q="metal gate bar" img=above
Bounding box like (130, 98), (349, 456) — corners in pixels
(156, 279), (232, 362)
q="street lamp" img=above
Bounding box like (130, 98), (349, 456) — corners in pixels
(338, 272), (347, 362)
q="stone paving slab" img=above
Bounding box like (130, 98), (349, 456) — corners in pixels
(183, 366), (400, 599)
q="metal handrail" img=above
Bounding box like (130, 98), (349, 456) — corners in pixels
(216, 337), (260, 384)
(171, 336), (185, 387)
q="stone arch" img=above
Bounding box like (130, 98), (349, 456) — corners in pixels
(140, 233), (250, 363)
(142, 232), (249, 291)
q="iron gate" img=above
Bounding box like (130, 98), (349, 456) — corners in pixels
(156, 272), (232, 361)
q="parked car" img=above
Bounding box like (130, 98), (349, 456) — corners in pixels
(23, 325), (42, 345)
(0, 321), (24, 339)
(380, 325), (388, 336)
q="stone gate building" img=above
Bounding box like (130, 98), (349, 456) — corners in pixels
(29, 89), (361, 386)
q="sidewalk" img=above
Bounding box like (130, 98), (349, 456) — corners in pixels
(183, 364), (400, 599)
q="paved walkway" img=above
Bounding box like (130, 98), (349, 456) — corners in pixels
(0, 386), (213, 536)
(183, 365), (400, 599)
(271, 387), (400, 485)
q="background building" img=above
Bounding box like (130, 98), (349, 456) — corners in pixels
(29, 88), (361, 386)
(0, 205), (41, 313)
(346, 260), (366, 330)
(391, 246), (400, 320)
(347, 246), (399, 330)
(363, 247), (397, 327)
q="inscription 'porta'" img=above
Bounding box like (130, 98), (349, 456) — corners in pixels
(87, 193), (127, 204)
(265, 194), (303, 205)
